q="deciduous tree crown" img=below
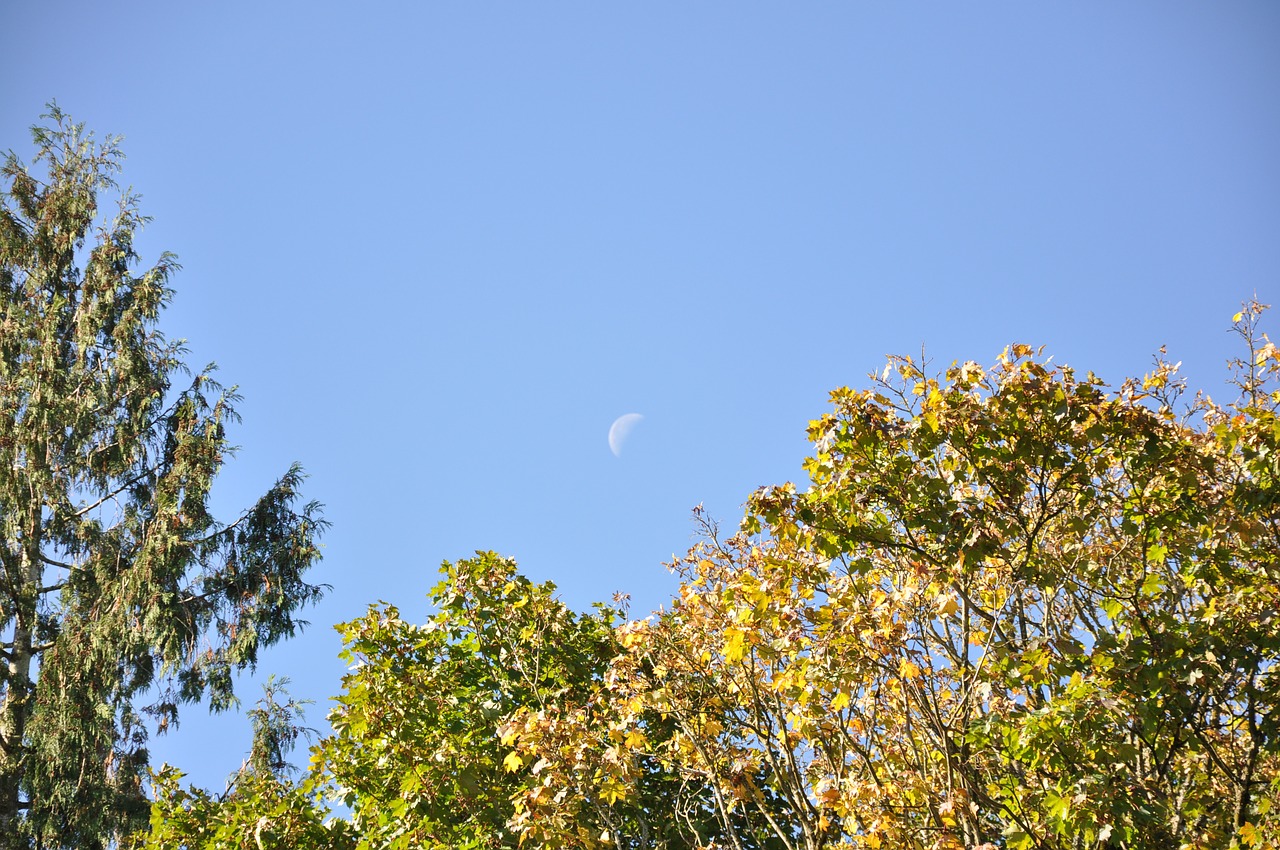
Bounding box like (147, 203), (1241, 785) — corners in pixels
(143, 308), (1280, 850)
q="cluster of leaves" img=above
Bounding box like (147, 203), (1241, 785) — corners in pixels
(315, 552), (633, 847)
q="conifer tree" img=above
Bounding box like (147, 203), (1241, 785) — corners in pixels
(0, 105), (327, 848)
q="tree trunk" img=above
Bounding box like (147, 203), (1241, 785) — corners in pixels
(0, 497), (43, 847)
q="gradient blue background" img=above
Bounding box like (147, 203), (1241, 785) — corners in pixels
(3, 2), (1278, 791)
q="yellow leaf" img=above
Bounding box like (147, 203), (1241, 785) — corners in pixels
(503, 751), (524, 772)
(935, 593), (959, 617)
(1234, 311), (1245, 323)
(831, 691), (850, 711)
(723, 628), (747, 664)
(899, 659), (922, 680)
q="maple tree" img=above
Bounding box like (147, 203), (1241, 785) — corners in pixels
(315, 552), (631, 848)
(316, 551), (776, 848)
(140, 553), (766, 849)
(509, 306), (1280, 849)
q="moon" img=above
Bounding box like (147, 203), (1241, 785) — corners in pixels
(608, 413), (644, 457)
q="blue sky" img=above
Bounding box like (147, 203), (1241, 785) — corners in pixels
(4, 2), (1278, 790)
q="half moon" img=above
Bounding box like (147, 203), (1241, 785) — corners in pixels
(608, 413), (644, 457)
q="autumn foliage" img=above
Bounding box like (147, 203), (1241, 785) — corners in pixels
(141, 306), (1280, 849)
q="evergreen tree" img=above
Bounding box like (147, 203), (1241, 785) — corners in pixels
(0, 105), (327, 848)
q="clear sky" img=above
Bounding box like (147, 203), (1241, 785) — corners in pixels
(3, 2), (1278, 791)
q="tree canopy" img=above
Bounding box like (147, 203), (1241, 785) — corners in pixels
(0, 106), (327, 848)
(140, 306), (1280, 850)
(13, 102), (1280, 850)
(501, 317), (1280, 849)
